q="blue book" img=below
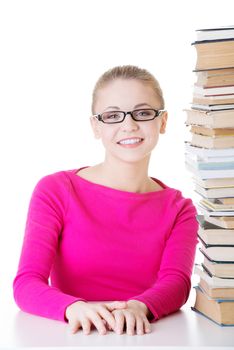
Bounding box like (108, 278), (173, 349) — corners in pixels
(185, 154), (234, 170)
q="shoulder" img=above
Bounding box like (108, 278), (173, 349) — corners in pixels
(159, 180), (197, 220)
(174, 189), (196, 212)
(169, 189), (198, 230)
(31, 169), (73, 197)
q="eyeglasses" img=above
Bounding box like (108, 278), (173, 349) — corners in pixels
(93, 108), (165, 124)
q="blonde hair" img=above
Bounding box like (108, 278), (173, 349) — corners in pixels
(91, 65), (165, 114)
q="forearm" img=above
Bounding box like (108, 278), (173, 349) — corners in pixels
(13, 274), (85, 321)
(129, 273), (191, 322)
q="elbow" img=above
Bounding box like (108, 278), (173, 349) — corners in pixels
(13, 273), (28, 311)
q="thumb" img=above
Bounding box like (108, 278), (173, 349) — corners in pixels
(105, 301), (127, 311)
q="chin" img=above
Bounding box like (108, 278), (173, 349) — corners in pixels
(114, 153), (151, 164)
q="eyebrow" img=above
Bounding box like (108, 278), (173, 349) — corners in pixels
(104, 103), (152, 111)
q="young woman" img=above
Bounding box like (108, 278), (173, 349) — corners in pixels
(13, 65), (198, 336)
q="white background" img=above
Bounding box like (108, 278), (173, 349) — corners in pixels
(0, 0), (234, 311)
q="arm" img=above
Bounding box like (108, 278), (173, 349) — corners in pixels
(128, 197), (199, 322)
(13, 173), (85, 321)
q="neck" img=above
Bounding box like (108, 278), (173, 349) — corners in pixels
(97, 155), (153, 193)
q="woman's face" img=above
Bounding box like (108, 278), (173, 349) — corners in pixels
(90, 78), (168, 164)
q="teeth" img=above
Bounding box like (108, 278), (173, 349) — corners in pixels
(119, 138), (142, 145)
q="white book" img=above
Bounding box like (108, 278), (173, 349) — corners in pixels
(196, 26), (234, 42)
(198, 224), (234, 246)
(193, 176), (234, 188)
(194, 264), (234, 288)
(186, 162), (234, 179)
(197, 203), (234, 216)
(185, 154), (234, 170)
(200, 245), (234, 262)
(195, 183), (234, 199)
(193, 93), (234, 100)
(185, 142), (234, 157)
(193, 85), (234, 96)
(191, 104), (234, 111)
(202, 257), (234, 278)
(190, 155), (234, 163)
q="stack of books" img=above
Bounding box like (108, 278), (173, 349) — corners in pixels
(184, 26), (234, 326)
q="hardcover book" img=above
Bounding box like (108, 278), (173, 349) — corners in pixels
(193, 286), (234, 326)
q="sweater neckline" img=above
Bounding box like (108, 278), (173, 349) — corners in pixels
(67, 166), (174, 198)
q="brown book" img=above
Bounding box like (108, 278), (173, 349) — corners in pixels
(195, 68), (234, 88)
(199, 198), (234, 211)
(193, 286), (234, 325)
(193, 95), (234, 105)
(218, 198), (234, 205)
(204, 215), (234, 229)
(192, 39), (234, 71)
(190, 125), (234, 136)
(199, 279), (234, 299)
(184, 109), (234, 128)
(191, 133), (234, 149)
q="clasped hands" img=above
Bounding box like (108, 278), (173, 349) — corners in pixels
(65, 299), (152, 335)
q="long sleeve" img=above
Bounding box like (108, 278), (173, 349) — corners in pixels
(129, 198), (199, 321)
(13, 167), (199, 323)
(13, 174), (86, 321)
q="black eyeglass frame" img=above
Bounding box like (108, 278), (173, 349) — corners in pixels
(93, 108), (165, 124)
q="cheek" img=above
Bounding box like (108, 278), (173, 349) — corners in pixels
(99, 129), (116, 147)
(145, 123), (161, 139)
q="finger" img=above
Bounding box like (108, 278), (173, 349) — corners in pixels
(98, 307), (116, 330)
(125, 311), (136, 335)
(143, 316), (151, 333)
(107, 323), (113, 331)
(103, 319), (112, 331)
(81, 319), (91, 335)
(69, 319), (82, 334)
(89, 313), (107, 335)
(105, 301), (127, 311)
(113, 310), (125, 335)
(136, 316), (144, 335)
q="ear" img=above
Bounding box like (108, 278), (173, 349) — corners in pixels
(159, 111), (168, 134)
(90, 116), (101, 139)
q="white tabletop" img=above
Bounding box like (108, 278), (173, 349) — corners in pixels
(1, 285), (234, 350)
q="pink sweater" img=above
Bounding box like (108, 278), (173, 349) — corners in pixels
(13, 167), (199, 322)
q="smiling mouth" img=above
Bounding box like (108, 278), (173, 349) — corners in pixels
(117, 138), (144, 145)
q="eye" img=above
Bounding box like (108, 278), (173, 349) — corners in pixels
(135, 109), (153, 117)
(107, 113), (120, 119)
(139, 111), (150, 116)
(102, 111), (123, 121)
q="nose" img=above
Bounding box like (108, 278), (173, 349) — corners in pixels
(121, 113), (139, 130)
